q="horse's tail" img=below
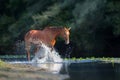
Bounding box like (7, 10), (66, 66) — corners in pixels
(24, 31), (30, 50)
(24, 31), (31, 41)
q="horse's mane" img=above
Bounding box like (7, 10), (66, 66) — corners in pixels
(44, 26), (64, 30)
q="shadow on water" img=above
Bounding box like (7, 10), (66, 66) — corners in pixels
(60, 62), (120, 80)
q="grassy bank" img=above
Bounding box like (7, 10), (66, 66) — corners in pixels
(0, 60), (66, 80)
(0, 55), (119, 63)
(65, 57), (120, 63)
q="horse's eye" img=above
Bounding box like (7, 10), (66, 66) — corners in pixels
(64, 33), (67, 36)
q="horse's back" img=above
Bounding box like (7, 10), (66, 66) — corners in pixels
(26, 29), (43, 36)
(25, 30), (44, 43)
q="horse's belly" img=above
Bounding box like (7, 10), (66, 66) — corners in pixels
(33, 40), (42, 44)
(29, 38), (42, 45)
(28, 35), (52, 47)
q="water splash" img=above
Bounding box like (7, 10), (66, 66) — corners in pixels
(31, 43), (63, 73)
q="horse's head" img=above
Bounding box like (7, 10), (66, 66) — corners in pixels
(61, 27), (71, 44)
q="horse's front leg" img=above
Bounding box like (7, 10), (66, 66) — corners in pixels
(50, 40), (56, 52)
(51, 46), (54, 52)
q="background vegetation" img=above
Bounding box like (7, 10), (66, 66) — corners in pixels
(0, 0), (120, 57)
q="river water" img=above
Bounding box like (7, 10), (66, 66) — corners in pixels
(7, 60), (120, 80)
(3, 43), (120, 80)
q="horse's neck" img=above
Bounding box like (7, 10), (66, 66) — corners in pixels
(51, 28), (62, 38)
(44, 27), (62, 39)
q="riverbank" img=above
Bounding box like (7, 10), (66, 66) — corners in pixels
(1, 58), (120, 80)
(0, 60), (68, 80)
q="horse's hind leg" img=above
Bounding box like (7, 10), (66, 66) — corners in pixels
(25, 42), (31, 61)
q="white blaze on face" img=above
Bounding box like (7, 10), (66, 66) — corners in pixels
(66, 31), (70, 44)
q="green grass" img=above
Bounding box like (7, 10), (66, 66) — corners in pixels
(0, 55), (34, 58)
(64, 57), (118, 63)
(0, 55), (119, 64)
(0, 60), (7, 67)
(0, 60), (5, 64)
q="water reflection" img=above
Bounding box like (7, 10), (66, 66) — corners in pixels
(5, 42), (120, 80)
(61, 62), (120, 80)
(7, 60), (120, 80)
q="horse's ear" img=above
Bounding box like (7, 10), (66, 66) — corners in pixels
(68, 27), (71, 30)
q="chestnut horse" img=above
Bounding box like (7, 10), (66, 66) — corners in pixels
(24, 27), (71, 61)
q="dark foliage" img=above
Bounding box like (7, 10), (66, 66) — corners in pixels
(0, 0), (120, 57)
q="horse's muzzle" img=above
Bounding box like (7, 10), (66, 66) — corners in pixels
(65, 40), (70, 44)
